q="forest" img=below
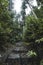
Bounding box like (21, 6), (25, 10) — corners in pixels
(0, 0), (43, 65)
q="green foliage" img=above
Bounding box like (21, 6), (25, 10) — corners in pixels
(26, 50), (37, 57)
(24, 16), (43, 42)
(10, 20), (22, 44)
(35, 38), (43, 43)
(34, 6), (43, 18)
(0, 0), (13, 48)
(23, 15), (43, 65)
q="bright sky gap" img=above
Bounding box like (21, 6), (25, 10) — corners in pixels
(12, 0), (37, 15)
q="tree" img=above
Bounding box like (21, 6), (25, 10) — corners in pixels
(24, 16), (43, 65)
(33, 6), (43, 18)
(21, 0), (43, 64)
(0, 0), (13, 50)
(10, 14), (23, 43)
(21, 0), (26, 25)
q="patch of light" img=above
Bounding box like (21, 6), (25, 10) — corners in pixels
(26, 6), (31, 15)
(12, 0), (37, 14)
(32, 0), (37, 6)
(12, 0), (22, 13)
